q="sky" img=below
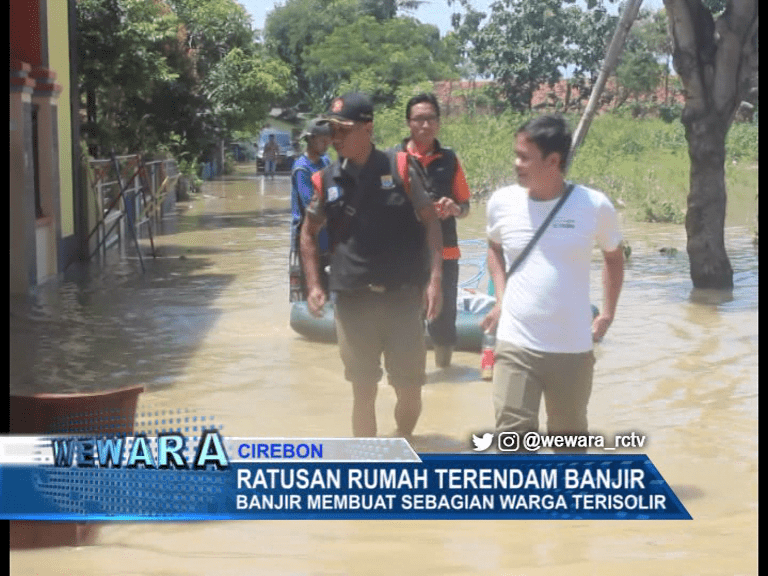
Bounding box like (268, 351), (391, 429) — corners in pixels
(239, 0), (483, 36)
(239, 0), (666, 37)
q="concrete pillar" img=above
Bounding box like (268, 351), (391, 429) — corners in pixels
(10, 60), (38, 293)
(31, 66), (63, 283)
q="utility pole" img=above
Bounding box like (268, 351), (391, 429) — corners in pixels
(567, 0), (644, 172)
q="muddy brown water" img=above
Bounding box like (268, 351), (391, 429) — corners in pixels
(10, 168), (757, 575)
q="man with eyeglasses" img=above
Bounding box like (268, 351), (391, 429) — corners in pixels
(398, 93), (471, 369)
(299, 92), (444, 438)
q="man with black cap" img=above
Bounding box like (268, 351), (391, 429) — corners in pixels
(289, 118), (332, 302)
(299, 92), (444, 438)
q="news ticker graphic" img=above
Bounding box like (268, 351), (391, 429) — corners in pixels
(0, 434), (691, 521)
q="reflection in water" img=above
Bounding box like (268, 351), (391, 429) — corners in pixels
(10, 169), (757, 575)
(689, 287), (734, 306)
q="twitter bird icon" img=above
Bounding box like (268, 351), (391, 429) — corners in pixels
(472, 433), (494, 451)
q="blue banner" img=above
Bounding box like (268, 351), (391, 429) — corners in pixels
(0, 435), (690, 521)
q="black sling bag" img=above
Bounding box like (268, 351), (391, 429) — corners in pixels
(505, 183), (575, 280)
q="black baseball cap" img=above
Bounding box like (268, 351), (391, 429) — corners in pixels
(300, 117), (332, 140)
(322, 92), (374, 126)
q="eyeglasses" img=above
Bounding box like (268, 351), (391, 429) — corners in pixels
(409, 115), (439, 125)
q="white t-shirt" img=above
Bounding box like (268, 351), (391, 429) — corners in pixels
(486, 183), (622, 353)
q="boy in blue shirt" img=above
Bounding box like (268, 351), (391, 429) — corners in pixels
(289, 118), (332, 301)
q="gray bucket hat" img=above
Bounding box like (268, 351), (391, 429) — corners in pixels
(300, 117), (332, 140)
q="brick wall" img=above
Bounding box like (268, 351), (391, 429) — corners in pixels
(433, 78), (685, 116)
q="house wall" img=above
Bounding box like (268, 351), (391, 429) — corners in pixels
(10, 0), (72, 292)
(47, 0), (82, 274)
(10, 0), (44, 66)
(48, 0), (74, 241)
(10, 62), (38, 293)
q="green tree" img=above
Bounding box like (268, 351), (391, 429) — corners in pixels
(77, 0), (181, 156)
(263, 0), (362, 109)
(478, 0), (573, 111)
(203, 47), (293, 135)
(359, 0), (426, 20)
(304, 16), (457, 107)
(167, 0), (292, 154)
(449, 0), (619, 112)
(564, 4), (618, 110)
(634, 8), (676, 105)
(615, 48), (664, 109)
(77, 0), (290, 165)
(169, 0), (256, 76)
(608, 7), (672, 112)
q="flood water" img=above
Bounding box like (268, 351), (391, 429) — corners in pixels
(10, 166), (758, 575)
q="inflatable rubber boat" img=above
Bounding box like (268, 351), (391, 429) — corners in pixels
(288, 241), (598, 352)
(290, 289), (600, 353)
(290, 288), (495, 352)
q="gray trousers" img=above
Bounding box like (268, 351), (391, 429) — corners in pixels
(493, 340), (595, 443)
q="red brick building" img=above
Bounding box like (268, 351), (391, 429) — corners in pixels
(433, 77), (685, 116)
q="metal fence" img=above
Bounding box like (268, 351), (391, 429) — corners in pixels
(85, 154), (180, 269)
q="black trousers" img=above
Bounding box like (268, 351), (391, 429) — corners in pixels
(427, 259), (459, 347)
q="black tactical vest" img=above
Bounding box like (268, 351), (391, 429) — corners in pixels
(320, 147), (429, 292)
(398, 139), (459, 249)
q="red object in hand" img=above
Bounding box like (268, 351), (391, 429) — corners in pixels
(480, 331), (495, 380)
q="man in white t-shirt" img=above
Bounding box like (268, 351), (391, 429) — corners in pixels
(482, 115), (624, 451)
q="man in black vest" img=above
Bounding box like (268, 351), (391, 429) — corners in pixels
(399, 93), (471, 368)
(299, 92), (444, 438)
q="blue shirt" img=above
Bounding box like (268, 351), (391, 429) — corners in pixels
(291, 153), (331, 252)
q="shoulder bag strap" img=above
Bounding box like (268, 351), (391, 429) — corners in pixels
(506, 183), (575, 280)
(405, 153), (437, 199)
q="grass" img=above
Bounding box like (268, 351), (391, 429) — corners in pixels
(375, 106), (758, 227)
